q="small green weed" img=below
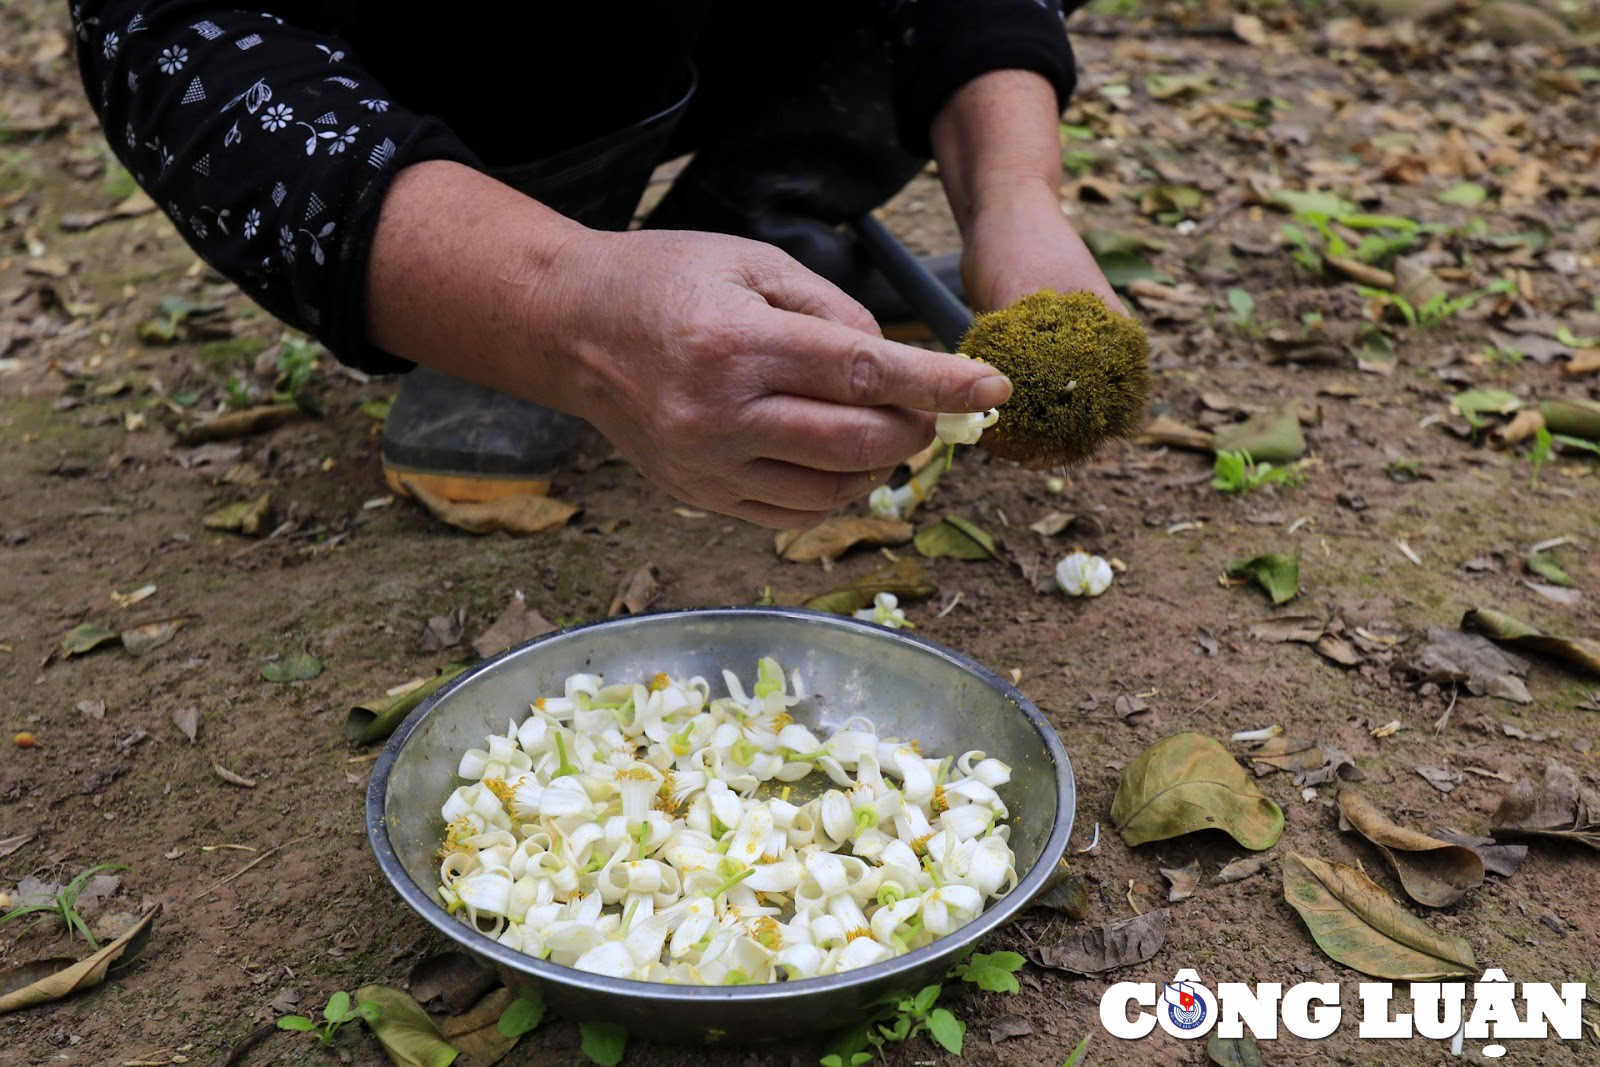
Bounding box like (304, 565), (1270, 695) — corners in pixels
(273, 336), (323, 409)
(1530, 427), (1553, 487)
(223, 374), (254, 410)
(0, 863), (129, 949)
(820, 950), (1025, 1063)
(1357, 277), (1514, 330)
(579, 1021), (628, 1066)
(1212, 450), (1307, 494)
(1483, 344), (1525, 369)
(1225, 287), (1256, 331)
(275, 990), (380, 1045)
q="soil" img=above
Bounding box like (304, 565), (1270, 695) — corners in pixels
(3, 1), (1600, 1066)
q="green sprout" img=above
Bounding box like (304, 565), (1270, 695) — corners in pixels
(0, 863), (129, 949)
(820, 949), (1025, 1064)
(1211, 450), (1308, 494)
(1529, 426), (1553, 488)
(276, 990), (380, 1045)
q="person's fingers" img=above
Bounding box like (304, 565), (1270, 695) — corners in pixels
(724, 499), (838, 530)
(730, 458), (885, 515)
(739, 248), (883, 337)
(739, 395), (932, 474)
(741, 312), (1011, 414)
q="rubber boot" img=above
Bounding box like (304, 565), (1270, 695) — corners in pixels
(382, 69), (695, 504)
(642, 1), (967, 333)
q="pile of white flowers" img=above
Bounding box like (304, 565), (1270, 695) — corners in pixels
(435, 658), (1016, 985)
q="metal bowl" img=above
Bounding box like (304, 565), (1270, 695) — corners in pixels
(367, 607), (1074, 1043)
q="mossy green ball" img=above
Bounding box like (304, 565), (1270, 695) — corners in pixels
(958, 290), (1150, 465)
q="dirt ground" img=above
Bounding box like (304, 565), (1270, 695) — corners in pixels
(4, 1), (1600, 1065)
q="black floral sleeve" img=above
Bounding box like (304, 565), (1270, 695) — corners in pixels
(73, 1), (479, 374)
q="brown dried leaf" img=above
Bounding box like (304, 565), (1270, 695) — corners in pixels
(203, 494), (271, 536)
(212, 763), (256, 789)
(1461, 607), (1600, 678)
(1337, 791), (1484, 907)
(1313, 634), (1363, 667)
(1217, 855), (1270, 883)
(1160, 861), (1202, 902)
(175, 404), (303, 446)
(1029, 511), (1077, 537)
(473, 591), (556, 659)
(1248, 615), (1324, 644)
(121, 616), (192, 656)
(1250, 736), (1324, 774)
(1135, 414), (1213, 452)
(607, 563), (659, 617)
(1490, 758), (1600, 850)
(1033, 909), (1169, 974)
(1034, 859), (1091, 920)
(0, 906), (159, 1014)
(1404, 626), (1531, 704)
(989, 1015), (1034, 1044)
(803, 557), (937, 617)
(436, 985), (523, 1065)
(1429, 831), (1528, 878)
(420, 607), (466, 652)
(172, 706), (200, 743)
(401, 480), (578, 535)
(408, 951), (500, 1016)
(774, 515), (913, 563)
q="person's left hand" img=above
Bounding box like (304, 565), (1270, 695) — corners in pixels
(959, 180), (1126, 316)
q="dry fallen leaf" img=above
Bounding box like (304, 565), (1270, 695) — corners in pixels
(1032, 909), (1169, 974)
(1403, 626), (1532, 704)
(401, 480), (579, 536)
(172, 706), (200, 743)
(175, 404), (304, 446)
(1112, 733), (1285, 850)
(1282, 854), (1477, 980)
(1248, 615), (1323, 644)
(121, 616), (192, 657)
(0, 906), (159, 1014)
(1461, 607), (1600, 678)
(1429, 831), (1528, 878)
(408, 951), (500, 1016)
(420, 607), (466, 652)
(774, 515), (913, 564)
(473, 591), (556, 659)
(213, 763), (256, 789)
(1249, 736), (1324, 775)
(1217, 855), (1270, 884)
(1337, 791), (1484, 907)
(1490, 758), (1600, 850)
(1160, 861), (1202, 902)
(607, 563), (659, 617)
(203, 494), (271, 537)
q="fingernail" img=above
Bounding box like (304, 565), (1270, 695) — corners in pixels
(969, 374), (1012, 410)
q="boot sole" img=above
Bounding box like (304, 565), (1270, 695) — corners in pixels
(384, 464), (553, 504)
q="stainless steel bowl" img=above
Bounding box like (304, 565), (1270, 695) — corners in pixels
(367, 607), (1074, 1042)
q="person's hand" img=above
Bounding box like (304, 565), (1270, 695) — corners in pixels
(531, 228), (1013, 527)
(960, 180), (1126, 316)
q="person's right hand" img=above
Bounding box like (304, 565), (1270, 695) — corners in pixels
(526, 228), (1012, 527)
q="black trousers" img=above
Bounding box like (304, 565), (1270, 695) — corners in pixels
(397, 0), (928, 254)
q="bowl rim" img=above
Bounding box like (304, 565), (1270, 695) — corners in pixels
(366, 605), (1075, 1006)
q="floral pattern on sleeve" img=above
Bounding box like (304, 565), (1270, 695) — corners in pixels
(73, 1), (479, 373)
